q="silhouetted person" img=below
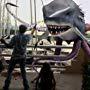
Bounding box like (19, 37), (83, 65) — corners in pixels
(35, 62), (56, 90)
(0, 24), (35, 90)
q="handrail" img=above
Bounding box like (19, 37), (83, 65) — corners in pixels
(0, 54), (69, 58)
(0, 44), (73, 49)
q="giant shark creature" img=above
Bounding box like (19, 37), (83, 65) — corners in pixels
(5, 0), (90, 61)
(42, 0), (90, 60)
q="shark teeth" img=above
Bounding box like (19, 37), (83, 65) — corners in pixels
(47, 25), (71, 34)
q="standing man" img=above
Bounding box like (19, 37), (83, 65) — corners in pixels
(0, 24), (35, 90)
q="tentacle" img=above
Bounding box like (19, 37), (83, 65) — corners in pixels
(32, 40), (81, 73)
(34, 40), (81, 61)
(81, 40), (90, 56)
(54, 40), (81, 61)
(5, 3), (31, 27)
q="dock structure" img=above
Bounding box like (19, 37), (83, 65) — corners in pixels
(0, 43), (88, 72)
(0, 47), (88, 90)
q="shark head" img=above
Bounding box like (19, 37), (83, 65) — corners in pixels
(43, 0), (85, 36)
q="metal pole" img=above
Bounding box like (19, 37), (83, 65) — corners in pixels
(15, 0), (18, 35)
(30, 0), (34, 53)
(30, 0), (32, 24)
(6, 0), (11, 36)
(34, 0), (38, 54)
(34, 0), (36, 24)
(0, 0), (3, 38)
(2, 0), (6, 36)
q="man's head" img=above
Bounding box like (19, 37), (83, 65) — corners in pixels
(19, 24), (27, 33)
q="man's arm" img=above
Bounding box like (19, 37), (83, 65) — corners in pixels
(30, 28), (36, 35)
(30, 25), (36, 35)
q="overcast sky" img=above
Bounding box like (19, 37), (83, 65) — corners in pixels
(11, 0), (90, 25)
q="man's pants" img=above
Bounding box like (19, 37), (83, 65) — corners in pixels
(3, 57), (29, 90)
